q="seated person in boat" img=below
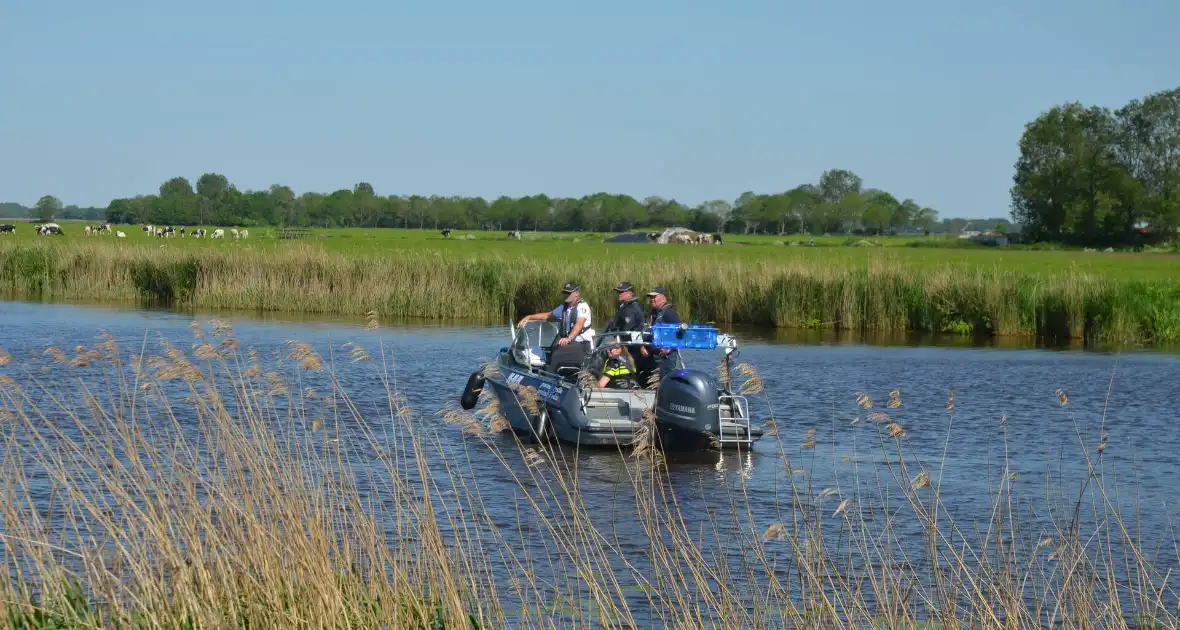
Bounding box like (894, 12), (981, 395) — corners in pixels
(516, 281), (595, 374)
(593, 344), (639, 389)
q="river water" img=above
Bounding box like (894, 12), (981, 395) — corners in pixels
(2, 300), (1179, 625)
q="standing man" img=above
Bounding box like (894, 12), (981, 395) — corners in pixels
(604, 281), (645, 335)
(517, 281), (595, 373)
(643, 286), (682, 384)
(604, 281), (646, 377)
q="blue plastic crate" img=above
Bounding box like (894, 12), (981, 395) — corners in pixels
(683, 325), (719, 349)
(651, 323), (718, 350)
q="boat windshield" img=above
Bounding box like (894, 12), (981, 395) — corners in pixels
(511, 320), (560, 368)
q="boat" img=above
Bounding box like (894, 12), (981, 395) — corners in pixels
(458, 320), (764, 452)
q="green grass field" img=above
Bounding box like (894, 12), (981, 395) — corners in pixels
(3, 221), (1180, 343)
(5, 220), (1180, 279)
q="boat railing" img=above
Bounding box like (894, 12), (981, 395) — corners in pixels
(508, 323), (740, 383)
(593, 325), (738, 355)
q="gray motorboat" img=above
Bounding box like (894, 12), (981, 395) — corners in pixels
(458, 320), (763, 451)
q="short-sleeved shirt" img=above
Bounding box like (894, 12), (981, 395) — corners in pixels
(550, 301), (595, 343)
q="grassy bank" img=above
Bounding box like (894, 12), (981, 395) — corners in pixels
(1, 324), (1176, 628)
(10, 222), (1180, 276)
(3, 239), (1180, 344)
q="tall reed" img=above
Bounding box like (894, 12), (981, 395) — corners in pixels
(3, 239), (1180, 344)
(0, 322), (1176, 628)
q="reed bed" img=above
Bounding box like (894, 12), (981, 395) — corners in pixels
(0, 320), (1176, 629)
(3, 239), (1180, 344)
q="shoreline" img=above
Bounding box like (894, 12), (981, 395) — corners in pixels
(2, 239), (1179, 345)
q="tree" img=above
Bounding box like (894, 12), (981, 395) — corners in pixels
(196, 173), (230, 225)
(1011, 86), (1180, 246)
(1136, 88), (1180, 233)
(893, 199), (920, 230)
(196, 173), (229, 200)
(915, 207), (938, 234)
(1011, 103), (1089, 242)
(818, 169), (862, 205)
(786, 185), (822, 233)
(34, 195), (62, 222)
(159, 177), (195, 198)
(76, 167), (959, 234)
(698, 200), (732, 232)
(862, 192), (896, 234)
(268, 184), (297, 225)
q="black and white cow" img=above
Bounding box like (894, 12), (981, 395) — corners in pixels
(0, 224), (15, 234)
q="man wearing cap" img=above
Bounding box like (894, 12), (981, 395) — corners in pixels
(516, 281), (595, 373)
(603, 281), (645, 335)
(642, 286), (682, 384)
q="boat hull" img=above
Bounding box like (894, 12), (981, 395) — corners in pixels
(481, 356), (760, 451)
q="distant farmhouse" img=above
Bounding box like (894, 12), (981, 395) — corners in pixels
(957, 221), (1019, 246)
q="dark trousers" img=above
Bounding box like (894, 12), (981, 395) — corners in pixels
(637, 350), (678, 387)
(655, 351), (679, 381)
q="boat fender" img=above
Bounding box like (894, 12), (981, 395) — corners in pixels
(460, 370), (485, 410)
(534, 406), (549, 441)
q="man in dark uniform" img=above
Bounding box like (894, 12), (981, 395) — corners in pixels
(604, 281), (645, 333)
(603, 281), (646, 379)
(604, 281), (645, 335)
(642, 286), (682, 385)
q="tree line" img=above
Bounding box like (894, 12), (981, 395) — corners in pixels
(7, 86), (1178, 244)
(1, 200), (106, 222)
(1011, 86), (1179, 246)
(9, 170), (944, 236)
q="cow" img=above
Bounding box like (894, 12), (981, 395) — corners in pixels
(116, 231), (126, 238)
(508, 230), (521, 240)
(0, 224), (15, 234)
(179, 227), (186, 237)
(712, 233), (724, 244)
(211, 229), (225, 239)
(239, 229), (249, 239)
(85, 226), (92, 236)
(38, 223), (63, 235)
(101, 223), (112, 234)
(441, 229), (452, 239)
(230, 228), (240, 239)
(195, 228), (206, 238)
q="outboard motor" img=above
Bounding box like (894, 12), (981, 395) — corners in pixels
(654, 368), (722, 452)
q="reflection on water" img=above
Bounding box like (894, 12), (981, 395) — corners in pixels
(10, 295), (1180, 355)
(2, 299), (1180, 624)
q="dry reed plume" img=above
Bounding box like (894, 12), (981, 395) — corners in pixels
(0, 325), (1176, 629)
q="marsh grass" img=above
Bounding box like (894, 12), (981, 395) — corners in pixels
(0, 323), (1177, 628)
(4, 240), (1180, 345)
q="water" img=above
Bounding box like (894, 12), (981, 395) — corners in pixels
(2, 300), (1179, 625)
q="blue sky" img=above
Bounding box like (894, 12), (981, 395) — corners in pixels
(1, 0), (1176, 219)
